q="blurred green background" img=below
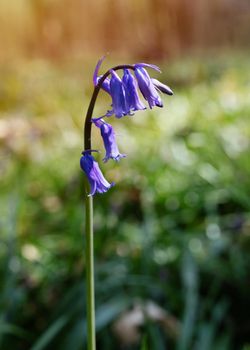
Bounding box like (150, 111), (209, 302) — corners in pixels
(0, 1), (250, 349)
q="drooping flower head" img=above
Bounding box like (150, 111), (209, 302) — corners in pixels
(92, 118), (126, 162)
(134, 64), (163, 109)
(122, 69), (146, 112)
(80, 151), (114, 196)
(82, 58), (173, 195)
(109, 70), (130, 118)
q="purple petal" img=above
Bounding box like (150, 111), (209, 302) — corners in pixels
(151, 78), (173, 95)
(134, 67), (163, 109)
(110, 70), (130, 118)
(93, 56), (111, 94)
(93, 119), (126, 162)
(134, 63), (161, 73)
(93, 56), (106, 86)
(122, 69), (146, 111)
(80, 153), (114, 196)
(96, 75), (111, 94)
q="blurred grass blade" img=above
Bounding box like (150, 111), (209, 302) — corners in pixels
(58, 319), (86, 350)
(31, 316), (68, 350)
(0, 322), (30, 339)
(178, 251), (199, 350)
(140, 334), (148, 350)
(148, 324), (166, 350)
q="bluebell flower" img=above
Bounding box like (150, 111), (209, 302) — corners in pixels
(93, 56), (111, 94)
(110, 70), (130, 118)
(134, 64), (163, 109)
(122, 69), (146, 112)
(93, 119), (126, 162)
(151, 78), (173, 96)
(80, 151), (114, 196)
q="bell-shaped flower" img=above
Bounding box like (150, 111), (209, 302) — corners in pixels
(93, 119), (126, 162)
(122, 69), (146, 112)
(134, 65), (163, 109)
(80, 151), (114, 196)
(151, 78), (173, 96)
(110, 70), (130, 118)
(93, 56), (111, 94)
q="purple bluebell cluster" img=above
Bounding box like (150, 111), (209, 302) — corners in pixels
(81, 57), (173, 195)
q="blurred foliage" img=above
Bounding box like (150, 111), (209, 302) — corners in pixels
(0, 53), (250, 349)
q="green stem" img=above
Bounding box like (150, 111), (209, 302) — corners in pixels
(85, 188), (95, 350)
(83, 63), (135, 350)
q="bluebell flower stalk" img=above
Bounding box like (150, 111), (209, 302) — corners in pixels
(82, 57), (173, 350)
(82, 62), (135, 350)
